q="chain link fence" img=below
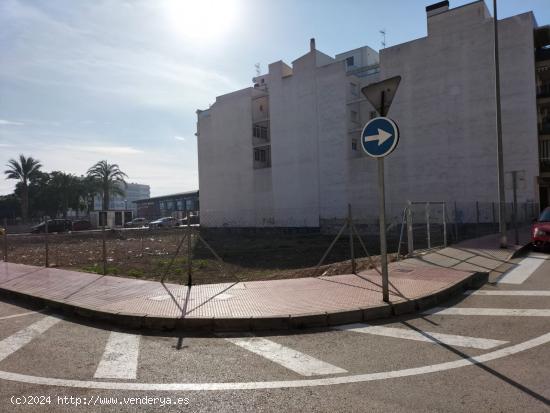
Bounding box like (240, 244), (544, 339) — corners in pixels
(0, 200), (540, 285)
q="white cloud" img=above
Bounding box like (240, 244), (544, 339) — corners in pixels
(0, 119), (24, 126)
(174, 136), (187, 141)
(76, 145), (144, 155)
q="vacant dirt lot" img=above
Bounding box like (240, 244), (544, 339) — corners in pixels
(3, 228), (397, 284)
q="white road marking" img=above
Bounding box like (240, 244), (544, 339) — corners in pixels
(0, 316), (61, 362)
(465, 290), (550, 296)
(0, 310), (44, 320)
(225, 336), (347, 376)
(423, 307), (550, 317)
(0, 332), (548, 391)
(497, 257), (545, 284)
(336, 324), (507, 349)
(94, 332), (140, 380)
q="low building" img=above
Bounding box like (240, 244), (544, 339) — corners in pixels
(134, 191), (199, 220)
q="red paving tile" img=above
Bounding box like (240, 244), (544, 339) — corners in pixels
(0, 260), (473, 320)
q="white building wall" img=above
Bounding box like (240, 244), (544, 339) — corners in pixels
(197, 1), (541, 228)
(377, 2), (538, 220)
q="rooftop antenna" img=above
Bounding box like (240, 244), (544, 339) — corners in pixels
(379, 29), (386, 49)
(254, 63), (261, 77)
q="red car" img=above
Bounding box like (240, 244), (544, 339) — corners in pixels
(532, 207), (550, 251)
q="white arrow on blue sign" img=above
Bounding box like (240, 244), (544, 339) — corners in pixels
(361, 117), (400, 158)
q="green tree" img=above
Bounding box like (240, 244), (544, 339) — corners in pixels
(4, 154), (42, 222)
(86, 161), (127, 211)
(49, 172), (83, 218)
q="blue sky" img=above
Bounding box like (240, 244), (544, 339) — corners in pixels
(1, 0), (549, 196)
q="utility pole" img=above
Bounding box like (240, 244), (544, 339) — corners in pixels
(493, 0), (507, 248)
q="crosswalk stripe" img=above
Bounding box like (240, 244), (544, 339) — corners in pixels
(423, 307), (550, 317)
(497, 257), (545, 284)
(225, 336), (347, 376)
(94, 332), (140, 380)
(336, 324), (507, 349)
(464, 290), (550, 296)
(0, 316), (61, 362)
(0, 310), (44, 320)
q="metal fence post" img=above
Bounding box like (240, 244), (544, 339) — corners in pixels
(443, 202), (447, 248)
(425, 202), (431, 249)
(102, 223), (107, 275)
(475, 201), (480, 237)
(44, 217), (49, 268)
(187, 211), (192, 286)
(348, 204), (356, 274)
(2, 218), (7, 262)
(512, 171), (519, 245)
(406, 201), (414, 257)
(454, 201), (459, 242)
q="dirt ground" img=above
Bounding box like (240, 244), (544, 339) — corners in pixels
(3, 228), (399, 285)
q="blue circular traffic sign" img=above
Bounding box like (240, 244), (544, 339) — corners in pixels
(361, 117), (400, 158)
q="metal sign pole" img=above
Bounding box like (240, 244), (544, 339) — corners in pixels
(378, 157), (389, 303)
(361, 77), (401, 304)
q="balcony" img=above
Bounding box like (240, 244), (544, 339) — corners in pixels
(253, 146), (271, 169)
(252, 122), (270, 146)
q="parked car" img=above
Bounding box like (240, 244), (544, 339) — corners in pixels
(149, 217), (178, 229)
(31, 219), (72, 233)
(71, 220), (91, 231)
(532, 207), (550, 251)
(177, 214), (200, 226)
(124, 217), (149, 228)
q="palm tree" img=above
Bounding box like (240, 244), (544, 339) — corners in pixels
(4, 154), (42, 222)
(86, 161), (127, 210)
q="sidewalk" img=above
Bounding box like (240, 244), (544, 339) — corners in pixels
(0, 229), (529, 331)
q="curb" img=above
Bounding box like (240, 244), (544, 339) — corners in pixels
(0, 271), (488, 333)
(508, 242), (532, 260)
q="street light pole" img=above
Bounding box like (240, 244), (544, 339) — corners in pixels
(493, 0), (507, 248)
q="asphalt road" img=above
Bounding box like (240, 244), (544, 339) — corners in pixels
(0, 252), (549, 412)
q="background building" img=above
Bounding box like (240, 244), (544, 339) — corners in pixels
(134, 191), (199, 220)
(93, 182), (150, 214)
(197, 1), (546, 228)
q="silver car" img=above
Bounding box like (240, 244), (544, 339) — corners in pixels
(148, 217), (178, 229)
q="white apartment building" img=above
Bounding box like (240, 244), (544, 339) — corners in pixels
(196, 0), (549, 228)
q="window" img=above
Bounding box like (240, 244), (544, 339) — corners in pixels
(253, 146), (271, 168)
(350, 110), (358, 123)
(259, 105), (263, 112)
(350, 82), (358, 97)
(351, 139), (357, 151)
(346, 56), (355, 67)
(253, 124), (269, 141)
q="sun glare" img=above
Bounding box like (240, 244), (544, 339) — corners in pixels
(164, 0), (240, 43)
